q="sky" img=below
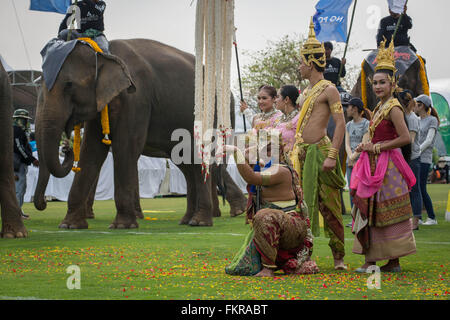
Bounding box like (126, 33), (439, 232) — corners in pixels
(1, 0), (449, 106)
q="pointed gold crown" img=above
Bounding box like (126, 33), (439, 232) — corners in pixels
(300, 17), (326, 68)
(375, 37), (396, 73)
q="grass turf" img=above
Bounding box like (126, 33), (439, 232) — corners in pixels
(0, 185), (449, 300)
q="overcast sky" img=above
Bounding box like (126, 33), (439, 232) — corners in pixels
(1, 0), (449, 84)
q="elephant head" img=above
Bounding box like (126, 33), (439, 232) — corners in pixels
(34, 42), (135, 210)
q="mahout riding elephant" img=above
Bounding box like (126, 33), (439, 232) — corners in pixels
(0, 64), (28, 238)
(351, 46), (427, 110)
(33, 38), (246, 228)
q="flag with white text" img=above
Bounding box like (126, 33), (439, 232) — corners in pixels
(313, 0), (353, 43)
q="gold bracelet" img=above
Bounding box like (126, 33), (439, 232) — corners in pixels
(376, 143), (381, 154)
(327, 147), (339, 160)
(261, 172), (271, 186)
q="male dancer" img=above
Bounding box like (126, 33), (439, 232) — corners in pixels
(290, 18), (347, 270)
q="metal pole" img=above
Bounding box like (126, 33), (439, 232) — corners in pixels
(337, 0), (357, 86)
(233, 31), (247, 132)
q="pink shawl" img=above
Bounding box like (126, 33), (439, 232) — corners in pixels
(350, 149), (416, 199)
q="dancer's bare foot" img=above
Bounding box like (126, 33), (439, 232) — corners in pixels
(255, 268), (275, 277)
(334, 258), (347, 270)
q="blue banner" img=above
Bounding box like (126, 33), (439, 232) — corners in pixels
(29, 0), (71, 14)
(313, 0), (353, 43)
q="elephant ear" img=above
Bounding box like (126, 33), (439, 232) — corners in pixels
(96, 53), (136, 112)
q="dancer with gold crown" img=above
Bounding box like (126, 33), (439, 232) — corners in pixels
(350, 38), (417, 273)
(290, 18), (347, 270)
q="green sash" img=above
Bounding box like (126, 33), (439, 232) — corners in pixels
(301, 142), (345, 237)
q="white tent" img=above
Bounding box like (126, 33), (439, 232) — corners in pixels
(24, 153), (247, 202)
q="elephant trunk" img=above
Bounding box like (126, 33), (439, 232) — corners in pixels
(33, 110), (74, 210)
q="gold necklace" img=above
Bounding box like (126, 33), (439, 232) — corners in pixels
(280, 108), (299, 123)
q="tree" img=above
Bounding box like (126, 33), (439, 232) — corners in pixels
(234, 34), (360, 111)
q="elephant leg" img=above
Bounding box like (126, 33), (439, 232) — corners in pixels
(60, 121), (109, 229)
(220, 166), (247, 217)
(109, 156), (140, 229)
(187, 164), (213, 226)
(209, 164), (221, 218)
(0, 181), (28, 238)
(85, 174), (99, 219)
(178, 163), (196, 225)
(108, 131), (143, 229)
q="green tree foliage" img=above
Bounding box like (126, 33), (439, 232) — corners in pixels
(235, 34), (359, 111)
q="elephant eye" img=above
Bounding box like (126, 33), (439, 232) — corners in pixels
(65, 82), (73, 89)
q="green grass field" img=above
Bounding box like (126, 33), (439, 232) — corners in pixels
(1, 185), (449, 300)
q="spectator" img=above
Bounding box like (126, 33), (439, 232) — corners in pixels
(398, 90), (422, 230)
(415, 94), (439, 225)
(13, 109), (39, 219)
(344, 97), (370, 212)
(323, 41), (346, 90)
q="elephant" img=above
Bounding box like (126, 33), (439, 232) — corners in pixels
(351, 47), (427, 110)
(0, 63), (28, 238)
(33, 38), (246, 229)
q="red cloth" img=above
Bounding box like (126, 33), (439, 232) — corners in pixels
(371, 119), (398, 143)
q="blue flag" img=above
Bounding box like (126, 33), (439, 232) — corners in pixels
(313, 0), (353, 43)
(29, 0), (71, 14)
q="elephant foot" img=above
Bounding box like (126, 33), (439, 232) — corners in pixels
(188, 212), (213, 227)
(229, 199), (247, 217)
(1, 222), (28, 239)
(179, 210), (194, 225)
(59, 213), (89, 229)
(109, 215), (139, 229)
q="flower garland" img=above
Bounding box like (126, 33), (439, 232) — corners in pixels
(194, 0), (234, 181)
(72, 124), (82, 172)
(417, 55), (430, 96)
(71, 37), (112, 172)
(360, 60), (367, 109)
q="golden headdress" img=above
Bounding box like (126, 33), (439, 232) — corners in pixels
(300, 17), (326, 68)
(375, 37), (396, 74)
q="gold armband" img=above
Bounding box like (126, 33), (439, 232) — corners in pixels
(261, 172), (271, 186)
(330, 101), (344, 114)
(327, 147), (339, 160)
(233, 149), (246, 164)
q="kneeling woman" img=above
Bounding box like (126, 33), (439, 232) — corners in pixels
(221, 131), (318, 277)
(350, 40), (416, 273)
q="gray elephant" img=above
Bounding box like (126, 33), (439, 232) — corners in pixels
(33, 38), (246, 228)
(351, 47), (427, 110)
(0, 64), (28, 238)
